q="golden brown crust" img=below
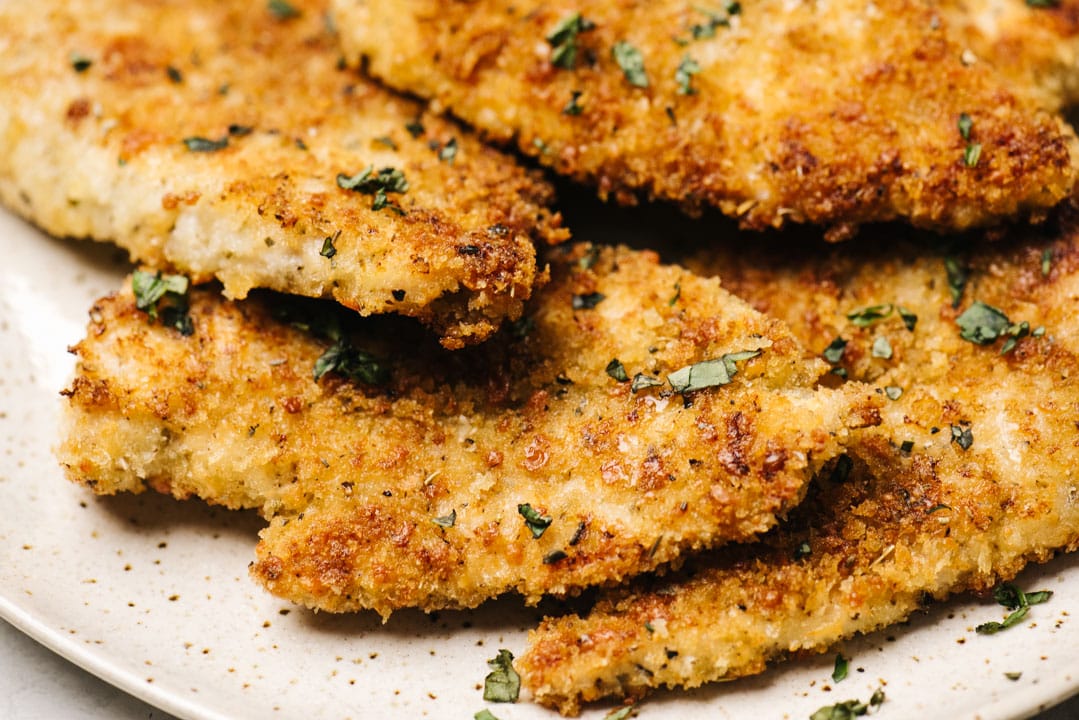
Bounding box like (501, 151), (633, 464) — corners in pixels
(0, 0), (567, 348)
(334, 0), (1078, 233)
(518, 213), (1079, 714)
(58, 246), (879, 617)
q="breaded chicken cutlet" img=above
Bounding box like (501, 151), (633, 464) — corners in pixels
(333, 0), (1078, 236)
(0, 0), (566, 349)
(58, 246), (880, 618)
(518, 214), (1079, 714)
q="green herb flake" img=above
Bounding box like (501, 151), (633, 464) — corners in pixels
(964, 143), (983, 168)
(373, 135), (398, 151)
(432, 509), (456, 528)
(131, 270), (194, 336)
(810, 688), (885, 720)
(958, 112), (973, 141)
(898, 306), (918, 331)
(572, 292), (605, 310)
(606, 359), (630, 382)
(976, 582), (1052, 634)
(518, 503), (552, 538)
(563, 90), (585, 116)
(1042, 248), (1053, 277)
(828, 455), (853, 484)
(900, 440), (915, 453)
(793, 541), (812, 560)
(631, 373), (664, 392)
(976, 606), (1030, 635)
(871, 336), (893, 360)
(612, 41), (649, 87)
(70, 52), (93, 73)
(832, 653), (850, 683)
(884, 385), (903, 400)
(669, 281), (682, 306)
(313, 340), (389, 386)
(1026, 0), (1060, 8)
(183, 136), (229, 153)
(438, 137), (458, 164)
(675, 54), (701, 95)
(320, 232), (338, 259)
(474, 710), (500, 720)
(268, 0), (301, 20)
(604, 706), (637, 720)
(950, 424), (973, 451)
(847, 303), (893, 327)
(336, 165), (409, 214)
(956, 300), (1011, 344)
(690, 3), (740, 39)
(405, 119), (425, 138)
(543, 550), (568, 564)
(482, 649), (521, 703)
(577, 246), (600, 270)
(1005, 672), (1022, 681)
(547, 13), (596, 70)
(166, 65), (183, 83)
(667, 349), (761, 394)
(945, 257), (969, 308)
(822, 336), (848, 364)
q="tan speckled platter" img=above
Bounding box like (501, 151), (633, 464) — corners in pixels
(2, 207), (1079, 719)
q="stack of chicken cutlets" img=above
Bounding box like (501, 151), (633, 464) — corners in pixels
(4, 0), (1079, 714)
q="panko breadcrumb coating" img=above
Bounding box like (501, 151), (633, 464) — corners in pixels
(58, 246), (879, 617)
(0, 0), (566, 348)
(334, 0), (1078, 236)
(518, 212), (1079, 714)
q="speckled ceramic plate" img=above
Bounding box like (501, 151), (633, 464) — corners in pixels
(2, 207), (1079, 720)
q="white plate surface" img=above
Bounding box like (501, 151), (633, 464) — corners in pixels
(1, 207), (1078, 720)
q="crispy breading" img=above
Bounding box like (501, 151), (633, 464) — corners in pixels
(58, 246), (879, 617)
(0, 0), (567, 348)
(518, 215), (1079, 714)
(948, 0), (1079, 110)
(333, 0), (1078, 235)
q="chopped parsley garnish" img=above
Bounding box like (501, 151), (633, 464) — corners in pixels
(950, 424), (973, 451)
(1026, 0), (1060, 8)
(438, 137), (458, 164)
(675, 55), (701, 95)
(898, 306), (918, 331)
(871, 335), (893, 360)
(793, 541), (812, 560)
(900, 440), (914, 453)
(847, 303), (893, 327)
(518, 503), (552, 538)
(604, 706), (637, 720)
(945, 257), (968, 308)
(956, 300), (1010, 344)
(70, 52), (92, 73)
(964, 143), (983, 168)
(405, 119), (425, 137)
(884, 385), (903, 400)
(563, 90), (585, 116)
(267, 0), (301, 20)
(958, 113), (973, 141)
(1005, 671), (1023, 681)
(976, 582), (1053, 635)
(336, 165), (409, 214)
(631, 373), (664, 392)
(474, 710), (500, 720)
(810, 688), (884, 720)
(577, 246), (600, 270)
(312, 339), (389, 385)
(612, 41), (649, 87)
(228, 124), (254, 137)
(320, 231), (339, 259)
(832, 653), (849, 683)
(606, 359), (630, 382)
(572, 292), (605, 310)
(166, 65), (183, 84)
(183, 136), (229, 153)
(822, 336), (848, 364)
(373, 135), (397, 150)
(1042, 247), (1053, 277)
(828, 455), (853, 483)
(546, 13), (595, 70)
(543, 550), (568, 564)
(669, 282), (682, 306)
(482, 649), (520, 703)
(432, 510), (457, 528)
(667, 349), (761, 394)
(131, 270), (194, 336)
(689, 3), (741, 39)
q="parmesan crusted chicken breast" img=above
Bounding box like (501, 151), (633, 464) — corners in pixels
(0, 0), (566, 349)
(333, 0), (1078, 236)
(58, 246), (879, 618)
(518, 214), (1079, 714)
